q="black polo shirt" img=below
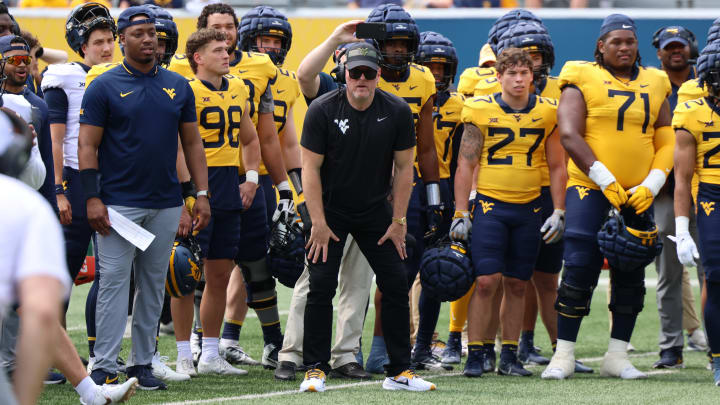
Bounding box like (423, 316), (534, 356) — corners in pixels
(80, 60), (196, 209)
(301, 87), (415, 217)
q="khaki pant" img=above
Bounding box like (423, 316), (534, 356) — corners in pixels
(682, 267), (702, 331)
(278, 235), (374, 368)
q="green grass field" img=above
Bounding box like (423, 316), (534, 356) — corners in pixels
(39, 267), (718, 405)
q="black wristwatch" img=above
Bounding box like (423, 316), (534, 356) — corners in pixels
(55, 184), (65, 195)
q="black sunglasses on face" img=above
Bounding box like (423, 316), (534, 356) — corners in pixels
(348, 67), (378, 80)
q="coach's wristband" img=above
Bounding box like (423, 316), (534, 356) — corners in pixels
(181, 180), (197, 199)
(246, 170), (259, 185)
(80, 168), (100, 200)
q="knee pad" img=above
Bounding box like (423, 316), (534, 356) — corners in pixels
(608, 281), (645, 315)
(555, 281), (594, 317)
(240, 258), (276, 303)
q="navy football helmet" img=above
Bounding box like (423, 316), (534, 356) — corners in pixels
(238, 6), (292, 67)
(65, 2), (117, 57)
(597, 208), (662, 272)
(166, 235), (203, 298)
(146, 5), (177, 66)
(366, 3), (419, 72)
(497, 21), (554, 81)
(416, 31), (458, 92)
(697, 39), (720, 97)
(420, 240), (474, 302)
(268, 214), (305, 288)
(487, 8), (543, 55)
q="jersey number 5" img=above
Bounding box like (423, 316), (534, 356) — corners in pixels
(487, 127), (544, 166)
(608, 89), (650, 133)
(200, 106), (242, 148)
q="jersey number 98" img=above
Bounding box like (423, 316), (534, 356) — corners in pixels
(200, 106), (242, 148)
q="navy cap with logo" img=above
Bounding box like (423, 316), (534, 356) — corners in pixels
(598, 14), (636, 39)
(0, 35), (29, 57)
(117, 5), (155, 33)
(656, 26), (691, 49)
(344, 42), (381, 71)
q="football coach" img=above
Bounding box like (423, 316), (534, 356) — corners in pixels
(78, 5), (210, 390)
(298, 42), (435, 393)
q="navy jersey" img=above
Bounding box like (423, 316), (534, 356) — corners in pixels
(80, 61), (196, 209)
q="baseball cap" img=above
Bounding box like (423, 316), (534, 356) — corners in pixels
(0, 35), (28, 57)
(656, 26), (691, 49)
(345, 42), (381, 71)
(478, 43), (496, 67)
(117, 5), (155, 32)
(598, 14), (636, 39)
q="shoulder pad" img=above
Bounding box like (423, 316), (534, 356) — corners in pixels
(41, 63), (84, 90)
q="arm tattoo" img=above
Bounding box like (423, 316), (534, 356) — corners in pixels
(459, 123), (483, 161)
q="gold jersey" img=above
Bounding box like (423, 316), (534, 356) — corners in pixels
(85, 62), (119, 88)
(273, 68), (301, 139)
(473, 77), (561, 187)
(378, 63), (436, 126)
(677, 78), (708, 106)
(434, 91), (465, 179)
(189, 75), (249, 168)
(457, 66), (496, 97)
(461, 93), (558, 204)
(672, 97), (720, 185)
(558, 61), (671, 190)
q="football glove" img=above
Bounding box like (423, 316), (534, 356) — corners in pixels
(273, 181), (295, 224)
(668, 216), (700, 267)
(588, 161), (628, 210)
(184, 196), (196, 216)
(540, 208), (565, 244)
(449, 210), (471, 242)
(627, 186), (653, 214)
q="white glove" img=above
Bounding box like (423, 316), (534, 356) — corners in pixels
(273, 181), (295, 223)
(450, 210), (472, 242)
(668, 216), (700, 267)
(540, 209), (565, 244)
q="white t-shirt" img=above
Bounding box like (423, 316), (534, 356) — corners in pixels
(0, 174), (71, 312)
(2, 95), (45, 189)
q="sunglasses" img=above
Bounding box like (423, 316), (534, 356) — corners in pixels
(4, 55), (32, 66)
(348, 67), (378, 80)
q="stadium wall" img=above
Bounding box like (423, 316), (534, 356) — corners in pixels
(13, 8), (718, 133)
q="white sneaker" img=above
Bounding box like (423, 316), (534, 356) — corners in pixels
(152, 353), (190, 382)
(220, 342), (260, 366)
(688, 329), (709, 352)
(383, 369), (436, 391)
(197, 355), (248, 375)
(81, 377), (138, 405)
(299, 369), (326, 392)
(542, 350), (575, 380)
(600, 351), (647, 379)
(86, 357), (95, 374)
(176, 357), (197, 377)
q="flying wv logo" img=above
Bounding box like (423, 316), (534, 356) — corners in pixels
(479, 200), (494, 214)
(576, 186), (589, 200)
(163, 88), (176, 100)
(701, 201), (715, 216)
(334, 118), (349, 134)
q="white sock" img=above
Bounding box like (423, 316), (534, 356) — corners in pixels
(201, 337), (219, 360)
(75, 376), (98, 403)
(220, 338), (237, 348)
(608, 338), (628, 353)
(556, 339), (576, 354)
(177, 340), (192, 360)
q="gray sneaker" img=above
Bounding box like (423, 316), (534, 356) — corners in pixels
(220, 343), (260, 366)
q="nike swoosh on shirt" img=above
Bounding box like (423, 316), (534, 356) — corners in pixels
(409, 86), (418, 90)
(446, 111), (455, 115)
(533, 207), (541, 213)
(231, 95), (238, 99)
(377, 116), (388, 122)
(640, 84), (649, 88)
(531, 117), (542, 122)
(120, 91), (134, 98)
(238, 70), (248, 73)
(277, 89), (285, 94)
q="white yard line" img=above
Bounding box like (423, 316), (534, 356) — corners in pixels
(154, 372), (460, 405)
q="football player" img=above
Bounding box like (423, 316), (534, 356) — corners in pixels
(412, 30), (463, 370)
(677, 18), (719, 105)
(171, 28), (262, 377)
(363, 3), (442, 372)
(451, 47), (565, 378)
(672, 38), (720, 386)
(42, 0), (116, 370)
(215, 5), (303, 367)
(456, 9), (542, 98)
(542, 14), (674, 380)
(168, 3), (293, 370)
